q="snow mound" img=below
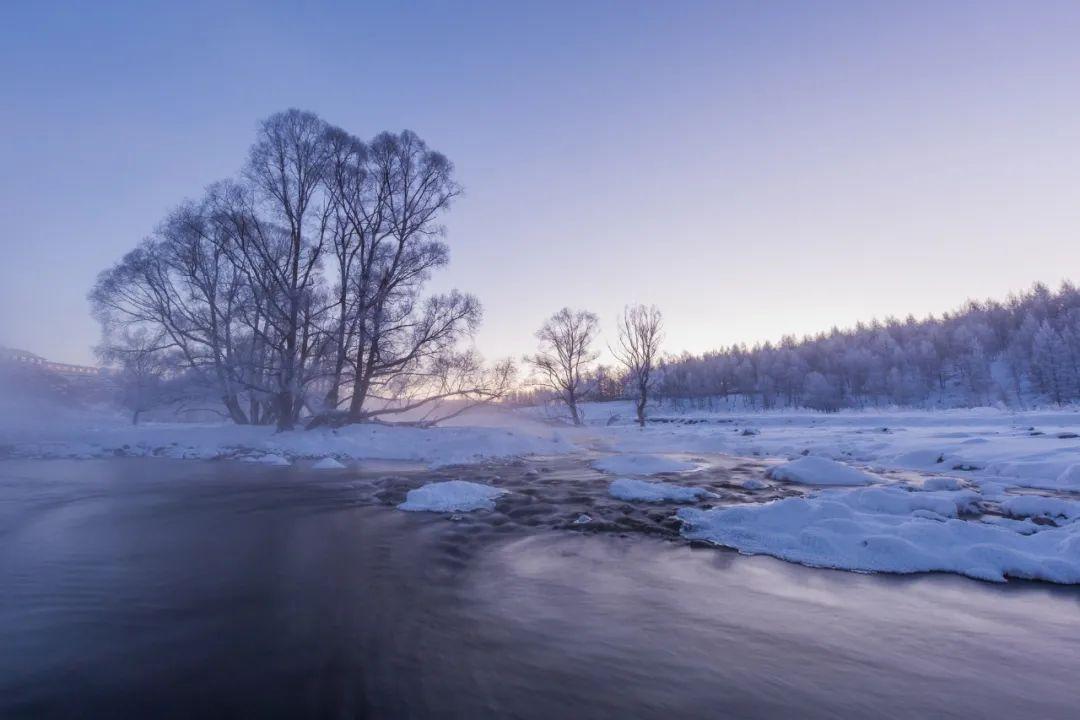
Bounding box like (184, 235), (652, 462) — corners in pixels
(920, 477), (965, 491)
(1001, 495), (1080, 521)
(1056, 465), (1080, 490)
(593, 454), (698, 476)
(397, 480), (505, 512)
(249, 453), (290, 466)
(678, 486), (1080, 584)
(311, 457), (346, 470)
(609, 478), (711, 503)
(766, 456), (878, 486)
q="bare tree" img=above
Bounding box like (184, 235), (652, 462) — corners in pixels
(97, 328), (178, 424)
(612, 304), (663, 427)
(93, 110), (502, 431)
(526, 308), (599, 425)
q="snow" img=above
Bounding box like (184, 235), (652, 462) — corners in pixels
(249, 453), (290, 466)
(1000, 495), (1080, 521)
(397, 480), (505, 512)
(919, 476), (966, 491)
(766, 456), (878, 486)
(678, 486), (1080, 584)
(608, 478), (711, 503)
(311, 457), (347, 470)
(593, 454), (698, 476)
(0, 403), (577, 468)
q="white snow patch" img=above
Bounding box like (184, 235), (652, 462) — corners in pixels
(593, 454), (699, 476)
(249, 453), (290, 466)
(608, 478), (711, 503)
(397, 480), (505, 512)
(311, 457), (346, 470)
(678, 486), (1080, 584)
(1001, 495), (1080, 521)
(919, 476), (965, 491)
(766, 456), (878, 486)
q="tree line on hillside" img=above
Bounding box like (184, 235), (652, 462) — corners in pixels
(651, 282), (1080, 411)
(515, 282), (1080, 419)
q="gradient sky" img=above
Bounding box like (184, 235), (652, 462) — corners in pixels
(3, 0), (1080, 365)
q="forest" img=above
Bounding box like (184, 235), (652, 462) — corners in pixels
(645, 282), (1080, 411)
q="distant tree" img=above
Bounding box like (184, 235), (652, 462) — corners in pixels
(802, 371), (841, 412)
(612, 304), (663, 427)
(97, 328), (176, 424)
(526, 308), (599, 425)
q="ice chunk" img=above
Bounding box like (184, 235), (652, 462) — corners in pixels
(397, 480), (505, 512)
(678, 486), (1080, 584)
(609, 478), (711, 503)
(1001, 495), (1080, 521)
(248, 453), (290, 466)
(766, 456), (877, 486)
(920, 477), (964, 491)
(311, 457), (346, 470)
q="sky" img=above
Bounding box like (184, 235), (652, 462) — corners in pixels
(2, 0), (1080, 365)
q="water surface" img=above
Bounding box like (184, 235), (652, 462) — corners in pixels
(1, 459), (1078, 718)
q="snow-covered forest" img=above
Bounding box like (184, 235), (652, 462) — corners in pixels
(650, 282), (1080, 411)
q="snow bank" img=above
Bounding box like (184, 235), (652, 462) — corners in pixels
(311, 457), (346, 470)
(593, 454), (698, 476)
(919, 477), (965, 491)
(766, 456), (878, 486)
(1001, 495), (1080, 521)
(248, 453), (290, 466)
(608, 478), (711, 503)
(397, 481), (505, 512)
(0, 405), (579, 468)
(678, 486), (1080, 584)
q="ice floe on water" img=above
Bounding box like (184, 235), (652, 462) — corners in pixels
(397, 480), (505, 512)
(1000, 495), (1080, 521)
(608, 478), (712, 503)
(766, 456), (878, 486)
(248, 453), (291, 466)
(678, 485), (1080, 584)
(311, 457), (347, 470)
(593, 454), (699, 476)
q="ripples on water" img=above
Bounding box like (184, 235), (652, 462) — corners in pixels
(1, 459), (1079, 719)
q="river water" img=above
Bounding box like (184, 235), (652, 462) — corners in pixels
(1, 459), (1078, 718)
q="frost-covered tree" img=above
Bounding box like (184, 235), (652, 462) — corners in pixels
(612, 304), (663, 427)
(526, 308), (600, 425)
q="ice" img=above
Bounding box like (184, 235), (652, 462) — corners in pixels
(919, 477), (965, 491)
(766, 456), (878, 486)
(311, 457), (346, 470)
(678, 486), (1080, 583)
(593, 454), (698, 476)
(249, 453), (290, 466)
(397, 480), (505, 512)
(608, 478), (711, 503)
(1000, 495), (1080, 521)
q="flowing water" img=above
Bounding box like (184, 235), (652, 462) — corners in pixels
(1, 459), (1078, 719)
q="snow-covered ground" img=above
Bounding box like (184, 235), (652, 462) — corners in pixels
(0, 402), (573, 467)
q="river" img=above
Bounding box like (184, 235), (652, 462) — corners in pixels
(1, 459), (1078, 718)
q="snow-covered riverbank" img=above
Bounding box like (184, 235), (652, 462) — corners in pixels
(5, 400), (1080, 583)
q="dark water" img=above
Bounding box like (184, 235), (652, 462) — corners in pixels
(1, 459), (1079, 719)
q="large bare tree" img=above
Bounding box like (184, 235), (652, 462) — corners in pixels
(526, 308), (600, 425)
(92, 109), (503, 430)
(612, 304), (664, 427)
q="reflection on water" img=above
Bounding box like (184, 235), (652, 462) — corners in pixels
(1, 459), (1078, 719)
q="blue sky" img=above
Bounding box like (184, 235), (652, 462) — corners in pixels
(3, 1), (1080, 363)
